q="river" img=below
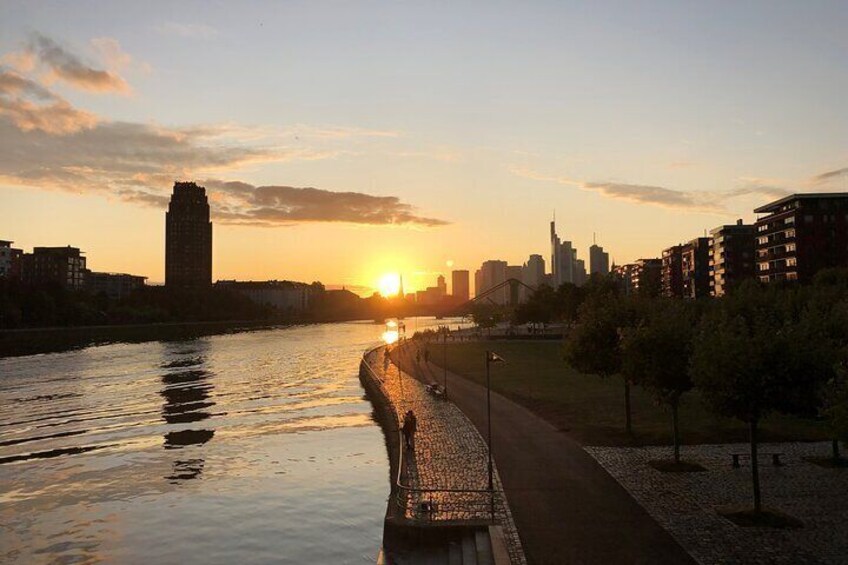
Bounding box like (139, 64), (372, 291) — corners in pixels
(0, 317), (465, 564)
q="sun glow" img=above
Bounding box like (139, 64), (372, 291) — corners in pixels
(378, 273), (401, 297)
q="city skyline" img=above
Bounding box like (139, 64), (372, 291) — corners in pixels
(2, 2), (847, 294)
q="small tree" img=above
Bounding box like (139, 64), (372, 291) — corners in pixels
(622, 300), (695, 463)
(692, 283), (827, 512)
(564, 297), (643, 433)
(822, 365), (848, 462)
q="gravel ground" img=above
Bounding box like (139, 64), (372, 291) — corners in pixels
(586, 442), (848, 565)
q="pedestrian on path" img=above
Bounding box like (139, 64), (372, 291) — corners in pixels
(402, 410), (417, 450)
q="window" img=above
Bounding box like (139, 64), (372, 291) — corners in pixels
(758, 262), (769, 271)
(786, 243), (796, 252)
(785, 216), (795, 224)
(786, 272), (798, 281)
(787, 257), (797, 267)
(758, 224), (768, 232)
(758, 236), (769, 245)
(786, 229), (796, 238)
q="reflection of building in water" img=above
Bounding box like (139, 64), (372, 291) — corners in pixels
(160, 365), (216, 481)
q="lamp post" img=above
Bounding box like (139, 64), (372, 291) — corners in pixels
(485, 350), (504, 491)
(443, 329), (448, 399)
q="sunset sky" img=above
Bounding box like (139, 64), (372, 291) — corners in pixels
(2, 1), (846, 294)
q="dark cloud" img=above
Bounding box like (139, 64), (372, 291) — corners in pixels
(206, 180), (449, 227)
(27, 33), (130, 94)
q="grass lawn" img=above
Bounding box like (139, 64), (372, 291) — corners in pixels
(429, 340), (827, 447)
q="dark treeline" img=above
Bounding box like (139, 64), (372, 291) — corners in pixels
(513, 269), (848, 513)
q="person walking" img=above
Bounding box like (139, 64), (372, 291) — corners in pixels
(402, 410), (417, 450)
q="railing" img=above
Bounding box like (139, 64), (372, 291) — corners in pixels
(360, 344), (496, 524)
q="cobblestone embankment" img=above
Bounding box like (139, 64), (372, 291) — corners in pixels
(360, 344), (526, 565)
(587, 443), (848, 565)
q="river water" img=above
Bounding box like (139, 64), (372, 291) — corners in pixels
(0, 318), (463, 564)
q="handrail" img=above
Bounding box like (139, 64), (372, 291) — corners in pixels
(360, 343), (495, 523)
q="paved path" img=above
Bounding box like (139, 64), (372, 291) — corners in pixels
(394, 341), (696, 565)
(364, 347), (527, 564)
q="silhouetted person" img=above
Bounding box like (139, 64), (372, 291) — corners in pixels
(402, 410), (417, 450)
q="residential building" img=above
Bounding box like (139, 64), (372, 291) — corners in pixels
(589, 243), (610, 276)
(681, 237), (711, 299)
(612, 263), (636, 295)
(710, 220), (756, 296)
(451, 270), (470, 302)
(754, 193), (848, 284)
(87, 272), (147, 300)
(166, 181), (212, 288)
(661, 245), (684, 298)
(632, 258), (662, 297)
(216, 280), (313, 311)
(20, 246), (87, 289)
(0, 240), (22, 279)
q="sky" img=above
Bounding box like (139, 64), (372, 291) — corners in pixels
(1, 1), (846, 294)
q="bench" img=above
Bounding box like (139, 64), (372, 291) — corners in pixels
(731, 452), (784, 468)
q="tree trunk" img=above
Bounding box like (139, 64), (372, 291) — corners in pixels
(671, 401), (680, 464)
(833, 438), (842, 461)
(750, 419), (762, 513)
(624, 379), (632, 434)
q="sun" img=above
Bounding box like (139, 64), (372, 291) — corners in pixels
(378, 273), (401, 297)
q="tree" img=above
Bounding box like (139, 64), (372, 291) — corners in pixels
(564, 297), (644, 434)
(621, 300), (695, 463)
(822, 365), (848, 462)
(691, 283), (830, 512)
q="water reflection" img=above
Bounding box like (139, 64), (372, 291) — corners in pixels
(382, 330), (399, 345)
(160, 353), (216, 481)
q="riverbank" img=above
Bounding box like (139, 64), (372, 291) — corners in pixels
(0, 319), (294, 358)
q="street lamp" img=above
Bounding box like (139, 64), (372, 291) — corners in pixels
(485, 350), (505, 491)
(443, 329), (448, 399)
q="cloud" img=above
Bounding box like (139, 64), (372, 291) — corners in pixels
(156, 22), (219, 39)
(0, 67), (98, 134)
(28, 33), (131, 94)
(810, 167), (848, 186)
(508, 165), (786, 214)
(205, 180), (449, 227)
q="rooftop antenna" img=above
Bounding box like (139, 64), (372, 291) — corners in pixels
(593, 232), (596, 245)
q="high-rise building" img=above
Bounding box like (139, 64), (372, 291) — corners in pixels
(477, 260), (507, 304)
(710, 220), (755, 296)
(86, 272), (147, 300)
(166, 182), (212, 288)
(523, 254), (545, 287)
(661, 245), (684, 298)
(612, 263), (636, 295)
(451, 270), (470, 302)
(589, 244), (610, 276)
(550, 219), (585, 286)
(681, 237), (712, 299)
(20, 246), (87, 289)
(436, 274), (447, 296)
(754, 193), (848, 284)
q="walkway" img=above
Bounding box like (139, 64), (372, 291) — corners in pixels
(393, 341), (696, 565)
(363, 346), (526, 564)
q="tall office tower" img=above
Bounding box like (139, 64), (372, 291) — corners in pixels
(710, 219), (755, 296)
(166, 181), (212, 288)
(474, 269), (482, 297)
(754, 193), (848, 284)
(589, 244), (610, 276)
(523, 254), (546, 288)
(550, 219), (575, 286)
(436, 274), (447, 296)
(451, 270), (470, 302)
